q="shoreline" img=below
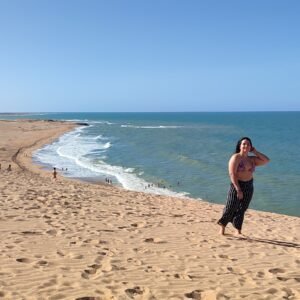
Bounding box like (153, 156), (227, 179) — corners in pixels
(2, 115), (299, 217)
(30, 123), (298, 218)
(0, 119), (299, 299)
(3, 117), (299, 221)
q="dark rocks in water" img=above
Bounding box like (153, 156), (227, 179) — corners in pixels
(76, 122), (89, 126)
(44, 119), (89, 126)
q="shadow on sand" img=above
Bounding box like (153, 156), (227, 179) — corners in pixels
(228, 236), (300, 248)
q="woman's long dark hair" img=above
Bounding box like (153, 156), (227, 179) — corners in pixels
(235, 137), (252, 153)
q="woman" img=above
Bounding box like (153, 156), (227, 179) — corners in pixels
(218, 137), (270, 235)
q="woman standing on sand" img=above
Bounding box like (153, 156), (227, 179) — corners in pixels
(218, 137), (270, 235)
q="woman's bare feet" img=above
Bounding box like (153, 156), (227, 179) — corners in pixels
(217, 221), (226, 235)
(219, 224), (225, 235)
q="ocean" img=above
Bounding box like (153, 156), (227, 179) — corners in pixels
(1, 112), (299, 217)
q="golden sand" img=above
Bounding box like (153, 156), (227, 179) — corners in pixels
(0, 119), (299, 299)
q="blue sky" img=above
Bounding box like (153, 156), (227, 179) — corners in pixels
(0, 0), (299, 112)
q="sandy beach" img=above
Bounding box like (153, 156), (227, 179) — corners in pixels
(0, 119), (299, 300)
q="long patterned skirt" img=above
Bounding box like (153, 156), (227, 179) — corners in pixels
(218, 179), (254, 230)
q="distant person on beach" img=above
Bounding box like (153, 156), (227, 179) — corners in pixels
(7, 164), (12, 171)
(53, 167), (57, 179)
(217, 137), (270, 235)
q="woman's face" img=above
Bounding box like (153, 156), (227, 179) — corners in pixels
(240, 139), (252, 153)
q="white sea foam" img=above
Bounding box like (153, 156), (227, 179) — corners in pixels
(93, 134), (109, 140)
(63, 119), (114, 125)
(102, 142), (111, 149)
(33, 126), (187, 198)
(121, 125), (183, 129)
(89, 121), (114, 125)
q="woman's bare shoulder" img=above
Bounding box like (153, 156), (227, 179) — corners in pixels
(229, 153), (240, 166)
(229, 153), (240, 161)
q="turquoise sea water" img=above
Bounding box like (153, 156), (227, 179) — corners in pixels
(1, 112), (299, 217)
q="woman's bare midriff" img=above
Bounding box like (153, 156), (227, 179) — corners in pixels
(236, 171), (253, 182)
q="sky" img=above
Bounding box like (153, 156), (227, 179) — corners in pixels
(0, 0), (299, 112)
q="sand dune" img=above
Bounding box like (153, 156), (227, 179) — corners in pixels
(0, 120), (299, 299)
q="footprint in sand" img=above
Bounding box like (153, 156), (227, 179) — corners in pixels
(185, 290), (202, 299)
(75, 297), (101, 300)
(56, 250), (65, 257)
(5, 245), (14, 249)
(282, 288), (297, 298)
(266, 288), (278, 294)
(268, 268), (285, 274)
(227, 266), (247, 275)
(186, 290), (228, 300)
(81, 263), (102, 279)
(256, 271), (265, 278)
(21, 231), (42, 235)
(16, 258), (31, 263)
(174, 273), (193, 280)
(294, 277), (300, 282)
(216, 254), (238, 261)
(276, 276), (289, 281)
(46, 229), (57, 236)
(144, 237), (166, 244)
(131, 222), (146, 228)
(127, 257), (143, 266)
(35, 260), (48, 267)
(125, 286), (144, 298)
(81, 268), (97, 279)
(219, 243), (231, 248)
